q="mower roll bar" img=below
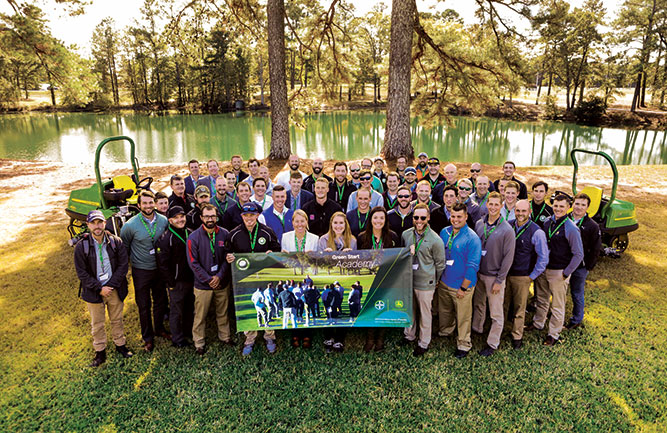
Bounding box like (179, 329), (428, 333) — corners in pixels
(570, 148), (617, 218)
(95, 136), (140, 210)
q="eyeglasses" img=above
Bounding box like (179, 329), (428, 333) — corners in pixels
(360, 176), (371, 181)
(413, 215), (428, 221)
(201, 215), (217, 220)
(398, 194), (411, 199)
(458, 186), (472, 191)
(470, 169), (481, 173)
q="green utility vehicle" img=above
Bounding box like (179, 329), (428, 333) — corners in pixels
(556, 149), (638, 255)
(65, 136), (153, 244)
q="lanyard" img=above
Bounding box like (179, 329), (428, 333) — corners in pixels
(291, 193), (298, 210)
(276, 210), (286, 228)
(531, 201), (546, 222)
(386, 194), (397, 210)
(295, 233), (306, 252)
(419, 166), (427, 176)
(249, 224), (259, 252)
(484, 216), (504, 241)
(336, 183), (345, 202)
(357, 208), (367, 232)
(372, 233), (382, 250)
(140, 215), (157, 239)
(97, 240), (105, 268)
(207, 230), (216, 258)
(445, 227), (459, 250)
(548, 217), (568, 240)
(515, 221), (532, 240)
(478, 192), (489, 207)
(414, 228), (428, 254)
(215, 196), (229, 215)
(169, 227), (188, 245)
(570, 214), (585, 228)
(428, 176), (438, 189)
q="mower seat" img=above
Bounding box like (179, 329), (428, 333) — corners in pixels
(580, 186), (603, 218)
(111, 175), (138, 205)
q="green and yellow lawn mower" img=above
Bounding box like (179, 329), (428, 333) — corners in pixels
(65, 136), (153, 245)
(554, 148), (638, 256)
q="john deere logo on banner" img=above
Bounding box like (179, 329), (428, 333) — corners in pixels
(231, 248), (413, 331)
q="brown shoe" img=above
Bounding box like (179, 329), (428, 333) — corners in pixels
(143, 341), (154, 352)
(565, 321), (582, 330)
(543, 335), (558, 346)
(291, 336), (301, 348)
(524, 322), (543, 332)
(363, 340), (374, 353)
(301, 337), (312, 349)
(156, 330), (171, 340)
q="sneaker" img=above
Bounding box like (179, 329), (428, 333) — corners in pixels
(454, 349), (469, 359)
(89, 350), (106, 367)
(413, 346), (428, 357)
(479, 345), (496, 357)
(266, 339), (277, 354)
(332, 342), (344, 353)
(115, 345), (134, 358)
(242, 344), (254, 356)
(511, 339), (523, 350)
(543, 335), (559, 346)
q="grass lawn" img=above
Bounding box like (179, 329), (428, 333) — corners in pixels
(0, 164), (666, 432)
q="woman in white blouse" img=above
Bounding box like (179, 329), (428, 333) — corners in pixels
(281, 210), (319, 252)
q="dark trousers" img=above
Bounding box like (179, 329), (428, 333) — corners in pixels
(169, 281), (195, 345)
(307, 302), (320, 317)
(349, 302), (361, 318)
(132, 267), (168, 343)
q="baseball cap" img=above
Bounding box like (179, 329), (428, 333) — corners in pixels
(86, 210), (105, 223)
(167, 206), (185, 219)
(194, 185), (210, 198)
(404, 167), (417, 175)
(241, 202), (262, 214)
(418, 152), (428, 158)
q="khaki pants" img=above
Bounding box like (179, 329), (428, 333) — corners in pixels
(86, 290), (126, 352)
(533, 269), (570, 340)
(472, 273), (506, 350)
(533, 273), (548, 306)
(436, 281), (475, 351)
(192, 286), (231, 349)
(504, 275), (532, 340)
(404, 289), (435, 349)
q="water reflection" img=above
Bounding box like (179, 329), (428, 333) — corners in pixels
(0, 112), (664, 165)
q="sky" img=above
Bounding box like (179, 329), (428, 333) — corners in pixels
(1, 0), (623, 57)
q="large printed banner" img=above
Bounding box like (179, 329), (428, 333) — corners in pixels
(231, 248), (413, 332)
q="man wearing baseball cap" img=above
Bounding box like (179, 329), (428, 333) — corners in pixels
(156, 206), (195, 348)
(187, 185), (221, 230)
(226, 202), (281, 355)
(74, 210), (133, 367)
(416, 152), (429, 180)
(402, 167), (418, 193)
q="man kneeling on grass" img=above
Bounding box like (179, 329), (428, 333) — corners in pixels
(74, 210), (134, 367)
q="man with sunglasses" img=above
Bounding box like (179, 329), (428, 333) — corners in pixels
(400, 203), (446, 356)
(457, 178), (484, 224)
(346, 170), (383, 212)
(361, 157), (384, 193)
(328, 161), (357, 210)
(468, 163), (495, 193)
(349, 162), (363, 189)
(387, 185), (414, 239)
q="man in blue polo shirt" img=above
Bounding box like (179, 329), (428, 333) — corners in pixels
(120, 190), (169, 352)
(437, 202), (482, 359)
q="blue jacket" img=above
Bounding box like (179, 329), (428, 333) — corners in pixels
(286, 190), (314, 211)
(439, 225), (482, 289)
(120, 212), (168, 271)
(544, 215), (584, 277)
(186, 225), (231, 290)
(184, 175), (201, 196)
(509, 220), (549, 280)
(261, 206), (294, 241)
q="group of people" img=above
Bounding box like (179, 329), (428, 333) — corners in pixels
(74, 152), (602, 366)
(250, 279), (364, 329)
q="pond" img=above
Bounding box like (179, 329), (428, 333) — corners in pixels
(0, 111), (664, 166)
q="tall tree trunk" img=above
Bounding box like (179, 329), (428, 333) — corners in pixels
(267, 0), (291, 159)
(258, 55), (265, 105)
(640, 68), (648, 107)
(631, 73), (641, 111)
(290, 49), (295, 90)
(47, 71), (56, 106)
(382, 0), (416, 160)
(579, 78), (585, 105)
(547, 72), (553, 96)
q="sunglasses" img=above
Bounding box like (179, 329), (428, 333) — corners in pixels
(398, 194), (411, 199)
(350, 168), (360, 172)
(470, 169), (481, 173)
(360, 176), (372, 181)
(458, 186), (472, 191)
(413, 215), (428, 221)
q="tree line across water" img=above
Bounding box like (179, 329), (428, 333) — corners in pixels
(2, 0), (667, 158)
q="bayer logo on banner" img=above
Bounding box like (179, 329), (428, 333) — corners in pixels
(374, 300), (385, 311)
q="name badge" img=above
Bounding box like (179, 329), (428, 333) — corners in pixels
(481, 250), (487, 256)
(211, 264), (218, 273)
(149, 248), (156, 255)
(98, 273), (109, 281)
(412, 263), (419, 270)
(446, 260), (454, 266)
